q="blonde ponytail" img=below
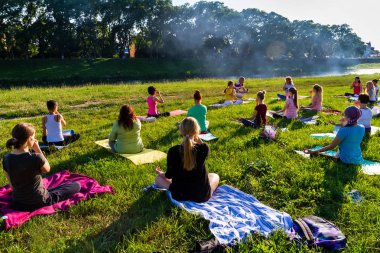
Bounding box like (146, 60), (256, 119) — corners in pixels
(179, 117), (200, 171)
(183, 135), (195, 171)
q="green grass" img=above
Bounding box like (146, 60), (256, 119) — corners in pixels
(0, 58), (206, 86)
(0, 58), (379, 87)
(1, 74), (380, 252)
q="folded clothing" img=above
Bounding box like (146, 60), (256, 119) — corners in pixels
(0, 170), (113, 229)
(147, 184), (293, 245)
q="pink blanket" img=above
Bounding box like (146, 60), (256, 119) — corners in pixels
(0, 170), (113, 229)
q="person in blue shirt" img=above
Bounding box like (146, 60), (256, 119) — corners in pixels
(304, 106), (365, 164)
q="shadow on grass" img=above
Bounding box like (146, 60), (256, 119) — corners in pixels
(148, 127), (179, 150)
(49, 148), (112, 174)
(64, 190), (172, 252)
(315, 161), (359, 220)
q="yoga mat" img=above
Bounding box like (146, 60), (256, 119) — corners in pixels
(321, 109), (342, 115)
(299, 115), (319, 125)
(39, 130), (76, 150)
(209, 100), (245, 108)
(137, 110), (187, 121)
(95, 139), (166, 165)
(170, 110), (187, 116)
(145, 184), (293, 245)
(136, 116), (157, 122)
(277, 94), (286, 100)
(295, 146), (380, 175)
(199, 132), (218, 142)
(0, 170), (113, 229)
(311, 126), (380, 139)
(349, 97), (358, 101)
(310, 133), (336, 139)
(361, 160), (380, 175)
(372, 107), (380, 116)
(294, 146), (337, 159)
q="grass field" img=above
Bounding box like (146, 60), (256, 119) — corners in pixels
(0, 58), (206, 86)
(0, 58), (379, 87)
(1, 74), (380, 252)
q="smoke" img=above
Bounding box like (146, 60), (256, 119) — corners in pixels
(156, 1), (369, 77)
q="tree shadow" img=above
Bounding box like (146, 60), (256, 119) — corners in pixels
(315, 161), (359, 220)
(63, 190), (173, 252)
(48, 148), (112, 175)
(360, 133), (371, 153)
(147, 127), (180, 150)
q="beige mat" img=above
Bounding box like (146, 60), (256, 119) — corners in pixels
(95, 139), (166, 165)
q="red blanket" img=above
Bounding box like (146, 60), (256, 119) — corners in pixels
(0, 170), (113, 229)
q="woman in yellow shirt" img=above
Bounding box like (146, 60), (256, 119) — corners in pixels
(224, 81), (236, 104)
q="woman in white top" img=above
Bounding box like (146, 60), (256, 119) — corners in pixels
(42, 100), (66, 145)
(357, 94), (373, 134)
(283, 76), (295, 93)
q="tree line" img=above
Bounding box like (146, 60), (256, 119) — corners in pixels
(0, 0), (367, 60)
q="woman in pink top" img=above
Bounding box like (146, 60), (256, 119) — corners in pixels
(147, 86), (170, 118)
(277, 87), (298, 119)
(301, 84), (323, 111)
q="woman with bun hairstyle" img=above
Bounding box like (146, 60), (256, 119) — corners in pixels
(187, 90), (208, 134)
(109, 105), (144, 154)
(2, 123), (81, 211)
(239, 90), (267, 128)
(154, 117), (219, 202)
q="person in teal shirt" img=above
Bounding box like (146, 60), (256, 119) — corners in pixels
(188, 90), (208, 134)
(304, 106), (364, 164)
(109, 105), (144, 154)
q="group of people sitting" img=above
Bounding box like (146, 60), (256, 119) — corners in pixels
(347, 76), (379, 103)
(3, 99), (82, 211)
(2, 75), (379, 213)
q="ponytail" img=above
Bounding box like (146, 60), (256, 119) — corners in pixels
(183, 135), (195, 171)
(289, 87), (299, 109)
(179, 117), (200, 171)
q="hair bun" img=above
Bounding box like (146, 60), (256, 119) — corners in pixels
(262, 90), (266, 95)
(6, 137), (19, 149)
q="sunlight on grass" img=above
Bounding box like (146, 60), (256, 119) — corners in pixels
(0, 74), (380, 252)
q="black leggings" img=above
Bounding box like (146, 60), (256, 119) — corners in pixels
(147, 112), (170, 118)
(47, 181), (81, 204)
(12, 182), (81, 212)
(43, 134), (80, 146)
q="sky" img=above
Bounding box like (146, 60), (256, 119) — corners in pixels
(172, 0), (380, 50)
